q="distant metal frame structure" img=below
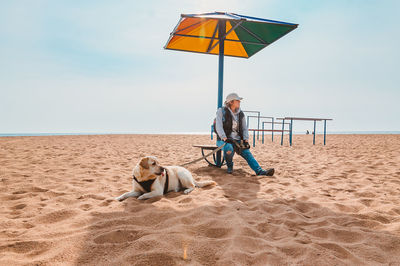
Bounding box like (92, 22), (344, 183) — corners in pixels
(248, 128), (290, 147)
(261, 120), (291, 143)
(276, 117), (333, 146)
(246, 115), (273, 142)
(243, 111), (261, 139)
(247, 115), (291, 145)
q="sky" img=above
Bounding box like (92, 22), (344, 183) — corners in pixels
(1, 0), (399, 134)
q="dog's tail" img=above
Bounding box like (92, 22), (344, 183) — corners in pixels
(194, 180), (216, 188)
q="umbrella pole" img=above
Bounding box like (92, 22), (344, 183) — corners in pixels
(216, 20), (226, 167)
(217, 20), (225, 109)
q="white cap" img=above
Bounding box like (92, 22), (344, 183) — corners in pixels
(224, 93), (243, 105)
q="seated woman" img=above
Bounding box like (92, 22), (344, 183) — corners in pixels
(215, 93), (275, 176)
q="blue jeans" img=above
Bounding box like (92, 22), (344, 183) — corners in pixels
(217, 140), (262, 174)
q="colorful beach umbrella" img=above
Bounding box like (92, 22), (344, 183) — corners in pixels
(164, 12), (298, 108)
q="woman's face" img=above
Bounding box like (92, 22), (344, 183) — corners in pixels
(230, 100), (241, 111)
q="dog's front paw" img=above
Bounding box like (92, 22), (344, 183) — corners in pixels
(137, 195), (147, 200)
(115, 196), (125, 202)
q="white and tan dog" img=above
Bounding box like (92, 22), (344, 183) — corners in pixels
(116, 156), (215, 201)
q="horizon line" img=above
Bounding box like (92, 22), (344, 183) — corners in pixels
(1, 131), (400, 137)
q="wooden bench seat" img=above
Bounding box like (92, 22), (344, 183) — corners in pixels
(193, 145), (219, 150)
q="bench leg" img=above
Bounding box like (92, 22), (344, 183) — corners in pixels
(216, 150), (222, 167)
(203, 148), (218, 167)
(200, 148), (225, 168)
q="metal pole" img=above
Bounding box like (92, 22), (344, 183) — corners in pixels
(324, 119), (327, 145)
(272, 118), (274, 142)
(290, 119), (293, 146)
(281, 119), (285, 146)
(211, 125), (213, 140)
(262, 122), (264, 144)
(257, 112), (260, 140)
(217, 20), (225, 109)
(216, 20), (226, 166)
(313, 120), (316, 145)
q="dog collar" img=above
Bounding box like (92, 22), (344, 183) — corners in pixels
(163, 169), (169, 195)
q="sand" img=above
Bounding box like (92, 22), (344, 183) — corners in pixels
(0, 134), (400, 265)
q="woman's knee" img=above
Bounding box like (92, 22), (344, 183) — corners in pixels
(223, 143), (234, 153)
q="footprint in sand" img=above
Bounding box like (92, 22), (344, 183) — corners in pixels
(30, 186), (49, 192)
(278, 244), (308, 258)
(334, 203), (360, 213)
(359, 199), (374, 207)
(9, 188), (27, 195)
(307, 228), (329, 239)
(316, 242), (354, 260)
(195, 226), (231, 239)
(355, 191), (376, 198)
(329, 228), (364, 243)
(369, 214), (391, 224)
(22, 223), (35, 229)
(79, 204), (92, 211)
(3, 194), (24, 201)
(93, 229), (142, 244)
(125, 253), (176, 265)
(391, 208), (400, 215)
(77, 194), (106, 200)
(0, 240), (50, 256)
(178, 197), (193, 204)
(11, 203), (27, 210)
(36, 209), (77, 224)
(256, 222), (271, 234)
(98, 199), (114, 207)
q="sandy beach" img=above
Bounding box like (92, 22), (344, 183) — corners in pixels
(0, 134), (399, 265)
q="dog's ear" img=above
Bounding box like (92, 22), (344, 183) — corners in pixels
(139, 157), (149, 169)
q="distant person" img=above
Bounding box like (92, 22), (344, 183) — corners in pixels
(306, 130), (310, 135)
(215, 93), (274, 176)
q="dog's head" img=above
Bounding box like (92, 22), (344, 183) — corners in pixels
(134, 156), (164, 181)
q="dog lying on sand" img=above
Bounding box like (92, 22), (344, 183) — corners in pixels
(116, 156), (216, 201)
